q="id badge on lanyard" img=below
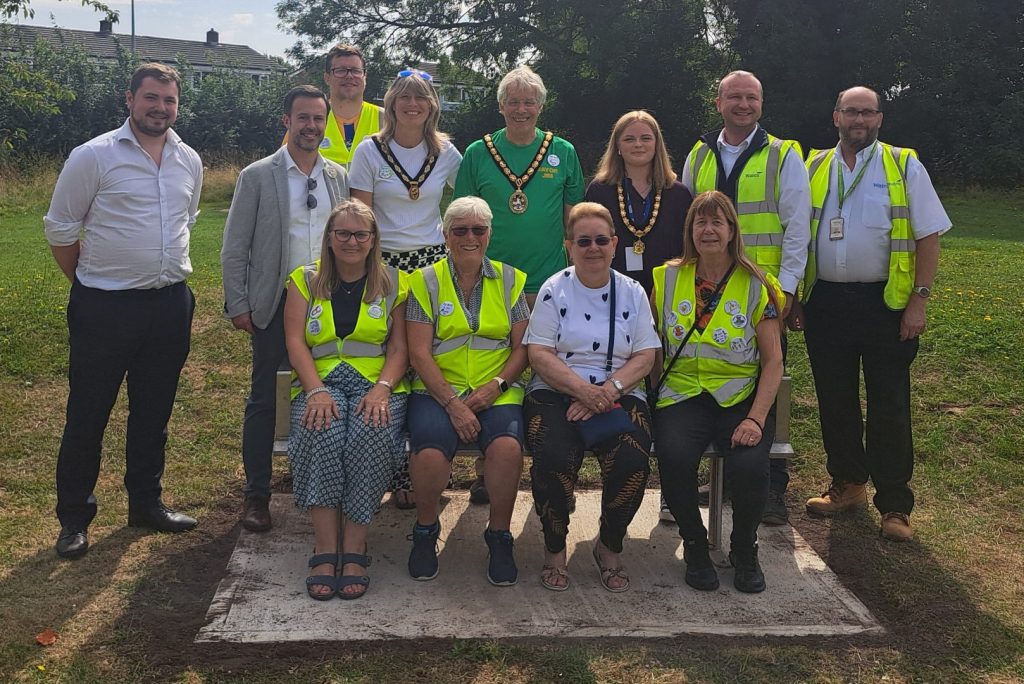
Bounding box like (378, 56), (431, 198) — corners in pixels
(832, 145), (877, 241)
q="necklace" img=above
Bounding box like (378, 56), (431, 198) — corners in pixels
(617, 182), (661, 254)
(484, 131), (553, 214)
(338, 275), (366, 296)
(371, 135), (437, 200)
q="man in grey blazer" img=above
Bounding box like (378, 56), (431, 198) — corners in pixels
(221, 85), (349, 531)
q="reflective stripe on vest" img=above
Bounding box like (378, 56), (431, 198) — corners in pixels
(421, 262), (516, 356)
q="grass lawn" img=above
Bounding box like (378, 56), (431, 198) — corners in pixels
(0, 168), (1022, 682)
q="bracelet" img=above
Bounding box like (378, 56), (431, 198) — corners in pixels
(743, 416), (764, 431)
(442, 392), (460, 408)
(306, 386), (329, 399)
(377, 379), (393, 390)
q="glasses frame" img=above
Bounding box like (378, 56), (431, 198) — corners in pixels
(330, 229), (374, 243)
(836, 107), (882, 120)
(329, 66), (365, 78)
(448, 225), (489, 237)
(572, 235), (613, 247)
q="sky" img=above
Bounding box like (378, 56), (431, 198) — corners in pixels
(16, 0), (298, 59)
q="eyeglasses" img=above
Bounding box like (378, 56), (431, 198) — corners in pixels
(330, 229), (373, 243)
(449, 225), (489, 237)
(306, 178), (318, 210)
(572, 235), (613, 247)
(329, 67), (365, 78)
(398, 69), (433, 81)
(836, 107), (881, 120)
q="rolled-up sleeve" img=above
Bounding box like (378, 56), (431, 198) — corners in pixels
(43, 146), (99, 246)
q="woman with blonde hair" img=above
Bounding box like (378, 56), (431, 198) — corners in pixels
(284, 200), (410, 600)
(585, 110), (692, 293)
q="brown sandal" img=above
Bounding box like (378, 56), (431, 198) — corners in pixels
(592, 544), (630, 593)
(541, 564), (570, 591)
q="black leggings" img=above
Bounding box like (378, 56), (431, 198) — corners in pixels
(525, 390), (652, 554)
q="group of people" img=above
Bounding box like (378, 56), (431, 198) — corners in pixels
(44, 45), (951, 604)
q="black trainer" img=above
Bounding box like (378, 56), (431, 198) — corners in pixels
(729, 544), (766, 593)
(683, 538), (719, 590)
(408, 520), (440, 580)
(483, 528), (518, 586)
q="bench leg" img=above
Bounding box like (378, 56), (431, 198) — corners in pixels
(708, 455), (724, 550)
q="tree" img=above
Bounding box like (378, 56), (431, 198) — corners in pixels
(2, 0), (117, 22)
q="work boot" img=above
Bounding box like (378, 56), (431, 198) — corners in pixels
(880, 512), (914, 541)
(682, 538), (719, 590)
(241, 495), (272, 532)
(761, 490), (789, 526)
(408, 520), (441, 580)
(469, 476), (490, 505)
(805, 481), (867, 516)
(729, 544), (766, 593)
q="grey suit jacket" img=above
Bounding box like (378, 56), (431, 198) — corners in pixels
(221, 146), (348, 329)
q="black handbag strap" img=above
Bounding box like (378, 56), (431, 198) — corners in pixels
(604, 272), (616, 373)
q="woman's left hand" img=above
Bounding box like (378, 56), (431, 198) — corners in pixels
(356, 384), (392, 427)
(731, 418), (763, 449)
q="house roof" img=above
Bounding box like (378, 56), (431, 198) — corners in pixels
(2, 24), (279, 72)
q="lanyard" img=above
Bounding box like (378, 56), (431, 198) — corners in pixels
(836, 143), (877, 211)
(624, 177), (654, 225)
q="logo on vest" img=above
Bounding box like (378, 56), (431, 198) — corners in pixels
(439, 301), (455, 317)
(672, 324), (686, 340)
(713, 327), (728, 344)
(307, 319), (322, 336)
(320, 138), (331, 149)
(730, 337), (747, 353)
(677, 300), (693, 316)
(665, 311), (677, 327)
(731, 313), (747, 329)
(310, 304), (323, 319)
(724, 300), (741, 315)
(547, 154), (560, 167)
(378, 166), (394, 180)
(368, 304), (384, 319)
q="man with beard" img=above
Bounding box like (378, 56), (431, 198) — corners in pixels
(801, 86), (950, 541)
(45, 64), (203, 559)
(222, 86), (349, 531)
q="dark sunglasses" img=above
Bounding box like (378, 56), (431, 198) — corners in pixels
(573, 235), (612, 247)
(330, 229), (373, 243)
(306, 177), (318, 210)
(449, 225), (489, 237)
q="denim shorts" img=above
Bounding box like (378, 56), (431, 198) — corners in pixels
(407, 392), (525, 460)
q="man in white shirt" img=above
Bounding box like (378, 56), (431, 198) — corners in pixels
(680, 70), (811, 524)
(44, 63), (204, 559)
(222, 86), (348, 532)
(800, 86), (950, 541)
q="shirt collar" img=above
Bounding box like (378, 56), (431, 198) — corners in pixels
(447, 255), (500, 279)
(833, 140), (879, 165)
(717, 124), (759, 152)
(285, 147), (325, 176)
(114, 118), (181, 148)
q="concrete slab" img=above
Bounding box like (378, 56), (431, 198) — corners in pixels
(196, 491), (882, 642)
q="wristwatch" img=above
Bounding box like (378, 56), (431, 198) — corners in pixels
(912, 285), (932, 298)
(494, 376), (509, 393)
(610, 378), (626, 396)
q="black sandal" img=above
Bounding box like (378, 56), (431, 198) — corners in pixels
(337, 552), (372, 600)
(305, 551), (339, 600)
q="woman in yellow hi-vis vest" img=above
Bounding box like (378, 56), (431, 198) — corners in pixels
(284, 200), (410, 601)
(405, 197), (530, 586)
(651, 191), (783, 594)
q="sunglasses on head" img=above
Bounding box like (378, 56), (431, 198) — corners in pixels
(449, 225), (489, 237)
(398, 68), (433, 81)
(572, 235), (612, 247)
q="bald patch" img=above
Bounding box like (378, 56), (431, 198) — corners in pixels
(718, 70), (763, 98)
(836, 86), (882, 111)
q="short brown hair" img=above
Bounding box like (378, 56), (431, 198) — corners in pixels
(565, 202), (614, 240)
(283, 85), (329, 116)
(325, 44), (365, 72)
(129, 63), (182, 95)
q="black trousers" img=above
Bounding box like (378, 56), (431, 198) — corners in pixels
(56, 280), (194, 529)
(655, 392), (771, 551)
(525, 390), (652, 554)
(804, 281), (917, 515)
(242, 296), (287, 499)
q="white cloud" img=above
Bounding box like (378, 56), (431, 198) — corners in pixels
(231, 13), (254, 25)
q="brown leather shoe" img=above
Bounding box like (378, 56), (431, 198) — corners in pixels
(242, 496), (271, 532)
(880, 512), (914, 541)
(805, 482), (868, 516)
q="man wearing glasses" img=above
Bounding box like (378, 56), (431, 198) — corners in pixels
(801, 86), (950, 542)
(319, 44), (384, 167)
(222, 86), (349, 532)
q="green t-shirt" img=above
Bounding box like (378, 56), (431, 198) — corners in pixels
(454, 128), (585, 293)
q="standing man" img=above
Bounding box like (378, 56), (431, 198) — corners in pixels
(317, 44), (383, 167)
(680, 70), (811, 525)
(453, 64), (585, 503)
(800, 86), (949, 541)
(222, 86), (348, 531)
(44, 63), (203, 559)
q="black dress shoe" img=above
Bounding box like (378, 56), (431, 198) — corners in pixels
(128, 502), (197, 533)
(56, 527), (89, 559)
(242, 495), (272, 532)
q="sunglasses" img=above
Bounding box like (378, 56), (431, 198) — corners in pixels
(398, 69), (433, 81)
(306, 177), (318, 210)
(449, 225), (489, 237)
(572, 235), (612, 247)
(330, 229), (373, 243)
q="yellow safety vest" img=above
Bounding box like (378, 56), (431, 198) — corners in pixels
(689, 133), (802, 277)
(288, 261), (409, 399)
(804, 142), (917, 309)
(408, 258), (526, 405)
(319, 101), (382, 167)
(652, 262), (771, 409)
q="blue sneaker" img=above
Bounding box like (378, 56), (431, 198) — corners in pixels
(483, 528), (518, 586)
(408, 520), (440, 580)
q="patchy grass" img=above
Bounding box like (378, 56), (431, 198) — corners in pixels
(0, 181), (1022, 682)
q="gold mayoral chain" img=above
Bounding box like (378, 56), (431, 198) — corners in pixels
(484, 131), (553, 214)
(371, 135), (437, 200)
(617, 183), (661, 254)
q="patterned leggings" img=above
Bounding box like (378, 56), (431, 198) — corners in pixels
(525, 390), (652, 554)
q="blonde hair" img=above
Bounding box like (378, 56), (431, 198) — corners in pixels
(497, 65), (547, 106)
(380, 73), (448, 157)
(667, 191), (780, 316)
(565, 202), (614, 240)
(442, 196), (493, 236)
(311, 200), (393, 303)
(593, 110), (677, 189)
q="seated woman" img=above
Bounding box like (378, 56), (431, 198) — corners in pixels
(284, 200), (410, 600)
(651, 190), (783, 594)
(524, 202), (659, 593)
(405, 196), (530, 586)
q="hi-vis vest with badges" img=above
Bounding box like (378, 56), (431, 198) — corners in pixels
(689, 135), (802, 277)
(653, 262), (772, 409)
(408, 258), (526, 406)
(319, 101), (382, 167)
(804, 142), (917, 309)
(289, 261), (409, 399)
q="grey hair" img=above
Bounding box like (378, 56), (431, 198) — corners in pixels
(442, 196), (493, 236)
(497, 65), (547, 106)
